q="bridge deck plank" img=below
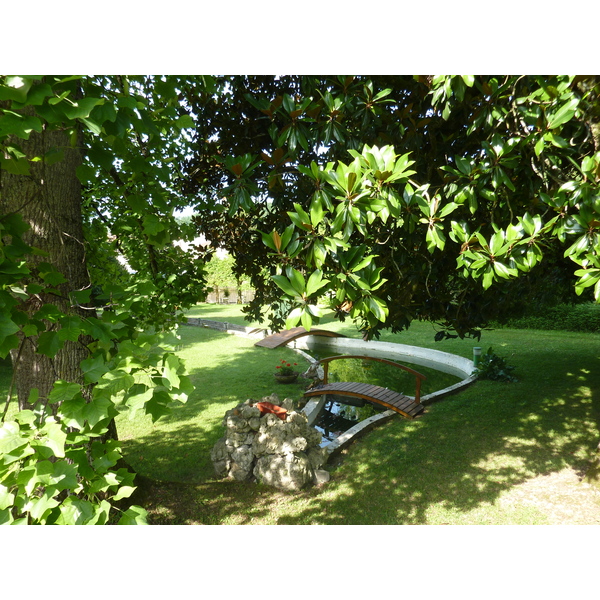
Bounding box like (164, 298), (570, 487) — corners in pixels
(305, 382), (424, 419)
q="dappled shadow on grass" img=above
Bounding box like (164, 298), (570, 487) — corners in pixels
(134, 477), (306, 525)
(184, 303), (264, 327)
(271, 348), (600, 524)
(123, 325), (600, 524)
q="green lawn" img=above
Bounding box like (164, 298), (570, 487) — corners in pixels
(3, 303), (600, 524)
(183, 302), (265, 326)
(121, 304), (600, 525)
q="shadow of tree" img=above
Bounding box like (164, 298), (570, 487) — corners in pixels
(121, 325), (600, 524)
(274, 349), (600, 524)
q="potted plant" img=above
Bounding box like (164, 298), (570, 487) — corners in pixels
(274, 359), (299, 383)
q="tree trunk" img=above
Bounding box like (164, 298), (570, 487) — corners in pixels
(0, 108), (96, 416)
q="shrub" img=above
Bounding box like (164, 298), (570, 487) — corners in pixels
(495, 303), (600, 333)
(473, 347), (518, 382)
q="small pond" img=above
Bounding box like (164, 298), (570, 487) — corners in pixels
(314, 353), (463, 397)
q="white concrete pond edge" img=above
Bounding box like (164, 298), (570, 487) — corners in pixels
(289, 335), (477, 459)
(184, 319), (477, 461)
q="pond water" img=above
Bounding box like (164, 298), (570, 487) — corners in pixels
(309, 352), (463, 444)
(314, 399), (385, 445)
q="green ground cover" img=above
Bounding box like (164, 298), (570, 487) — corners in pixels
(122, 304), (600, 524)
(3, 303), (600, 524)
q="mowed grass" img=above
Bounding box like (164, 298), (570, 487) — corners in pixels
(121, 304), (600, 525)
(3, 303), (600, 524)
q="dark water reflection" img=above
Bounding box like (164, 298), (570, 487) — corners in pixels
(315, 399), (384, 445)
(323, 355), (461, 396)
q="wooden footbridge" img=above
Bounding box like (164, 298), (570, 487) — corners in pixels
(254, 326), (346, 349)
(304, 355), (426, 419)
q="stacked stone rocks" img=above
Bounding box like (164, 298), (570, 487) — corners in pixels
(210, 393), (329, 491)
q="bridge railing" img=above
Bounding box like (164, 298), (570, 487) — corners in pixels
(319, 355), (427, 404)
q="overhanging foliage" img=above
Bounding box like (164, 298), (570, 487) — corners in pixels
(182, 75), (600, 339)
(2, 74), (600, 524)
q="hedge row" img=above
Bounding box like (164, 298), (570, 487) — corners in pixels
(496, 303), (600, 333)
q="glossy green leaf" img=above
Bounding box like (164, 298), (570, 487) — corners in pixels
(547, 96), (578, 129)
(277, 224), (294, 252)
(285, 307), (303, 329)
(493, 261), (516, 278)
(305, 270), (329, 297)
(287, 210), (312, 231)
(300, 307), (313, 331)
(462, 75), (475, 87)
(439, 202), (459, 218)
(309, 196), (325, 227)
(482, 267), (495, 289)
(287, 267), (305, 296)
(368, 296), (388, 321)
(272, 275), (299, 298)
(455, 156), (471, 175)
(490, 232), (506, 255)
(260, 230), (278, 252)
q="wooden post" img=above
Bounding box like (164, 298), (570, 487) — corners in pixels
(415, 377), (421, 404)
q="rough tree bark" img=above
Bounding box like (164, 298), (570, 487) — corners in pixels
(0, 108), (96, 416)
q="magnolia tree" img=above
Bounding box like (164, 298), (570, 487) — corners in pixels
(182, 75), (600, 339)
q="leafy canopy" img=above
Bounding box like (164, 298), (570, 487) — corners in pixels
(0, 75), (206, 524)
(182, 75), (600, 339)
(2, 74), (600, 523)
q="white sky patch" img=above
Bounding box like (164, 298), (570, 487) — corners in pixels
(174, 206), (196, 218)
(116, 254), (135, 273)
(174, 235), (229, 258)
